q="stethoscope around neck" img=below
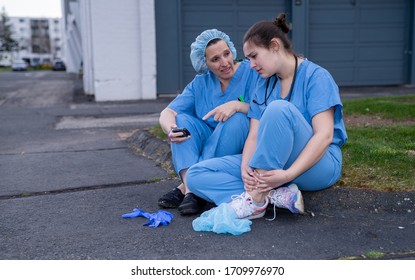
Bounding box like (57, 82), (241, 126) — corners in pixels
(253, 54), (298, 106)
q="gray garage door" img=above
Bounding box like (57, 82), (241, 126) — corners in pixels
(156, 0), (413, 94)
(155, 0), (287, 94)
(307, 0), (412, 86)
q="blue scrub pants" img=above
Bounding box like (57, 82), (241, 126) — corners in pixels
(171, 112), (249, 178)
(187, 100), (342, 205)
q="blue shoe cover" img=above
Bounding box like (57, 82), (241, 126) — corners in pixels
(122, 208), (173, 228)
(192, 203), (252, 235)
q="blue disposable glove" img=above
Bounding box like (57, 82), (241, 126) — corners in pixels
(122, 208), (150, 219)
(144, 210), (174, 228)
(122, 208), (173, 228)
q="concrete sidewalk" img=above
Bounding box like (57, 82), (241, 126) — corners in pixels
(0, 72), (414, 260)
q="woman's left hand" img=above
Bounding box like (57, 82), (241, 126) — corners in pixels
(252, 169), (291, 193)
(202, 101), (239, 122)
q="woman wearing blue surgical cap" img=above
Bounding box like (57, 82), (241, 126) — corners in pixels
(158, 29), (260, 215)
(186, 13), (347, 220)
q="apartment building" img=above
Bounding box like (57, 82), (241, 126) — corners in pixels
(7, 16), (63, 66)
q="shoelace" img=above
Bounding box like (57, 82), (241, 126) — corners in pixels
(266, 204), (277, 221)
(266, 190), (282, 221)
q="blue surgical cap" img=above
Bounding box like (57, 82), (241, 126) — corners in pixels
(190, 29), (237, 74)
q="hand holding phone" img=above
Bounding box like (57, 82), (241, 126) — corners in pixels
(171, 127), (191, 138)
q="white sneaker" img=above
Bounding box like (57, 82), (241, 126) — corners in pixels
(229, 192), (269, 220)
(268, 184), (304, 214)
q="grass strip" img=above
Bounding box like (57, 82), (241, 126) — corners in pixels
(343, 95), (415, 120)
(338, 125), (415, 191)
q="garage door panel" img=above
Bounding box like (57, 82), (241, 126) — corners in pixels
(358, 45), (404, 61)
(358, 66), (403, 84)
(182, 0), (230, 8)
(236, 0), (280, 6)
(182, 11), (234, 26)
(237, 11), (286, 26)
(359, 28), (406, 43)
(309, 47), (354, 63)
(326, 67), (355, 85)
(360, 8), (407, 24)
(310, 10), (355, 25)
(310, 28), (355, 44)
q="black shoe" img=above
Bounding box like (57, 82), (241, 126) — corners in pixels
(158, 188), (185, 208)
(178, 193), (206, 215)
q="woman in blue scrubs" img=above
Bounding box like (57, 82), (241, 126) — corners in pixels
(158, 29), (259, 215)
(187, 13), (347, 220)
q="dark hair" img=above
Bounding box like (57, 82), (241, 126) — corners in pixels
(206, 38), (222, 48)
(243, 12), (292, 51)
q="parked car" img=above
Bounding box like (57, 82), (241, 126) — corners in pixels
(11, 60), (28, 71)
(52, 60), (66, 71)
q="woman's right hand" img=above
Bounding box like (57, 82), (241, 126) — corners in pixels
(241, 165), (258, 192)
(168, 126), (191, 143)
(202, 101), (240, 122)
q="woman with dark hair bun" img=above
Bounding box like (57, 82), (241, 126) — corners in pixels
(187, 13), (348, 221)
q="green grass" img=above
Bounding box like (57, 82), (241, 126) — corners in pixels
(339, 250), (415, 260)
(339, 95), (415, 191)
(364, 251), (386, 258)
(339, 126), (415, 191)
(343, 95), (415, 120)
(148, 125), (166, 139)
(339, 250), (385, 260)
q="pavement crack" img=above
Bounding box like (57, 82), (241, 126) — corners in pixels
(0, 147), (127, 156)
(0, 179), (164, 200)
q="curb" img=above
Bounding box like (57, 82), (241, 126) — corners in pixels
(126, 129), (174, 175)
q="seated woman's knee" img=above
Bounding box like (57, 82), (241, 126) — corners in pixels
(218, 112), (249, 130)
(264, 100), (293, 118)
(175, 113), (194, 127)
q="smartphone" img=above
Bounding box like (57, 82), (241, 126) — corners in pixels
(172, 127), (191, 137)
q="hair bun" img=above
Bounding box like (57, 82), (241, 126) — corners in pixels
(273, 13), (290, 33)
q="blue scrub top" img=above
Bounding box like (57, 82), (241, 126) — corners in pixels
(248, 59), (347, 147)
(168, 59), (259, 128)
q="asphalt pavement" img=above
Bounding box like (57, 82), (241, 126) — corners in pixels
(0, 71), (414, 260)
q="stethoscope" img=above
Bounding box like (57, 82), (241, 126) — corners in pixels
(253, 55), (298, 106)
